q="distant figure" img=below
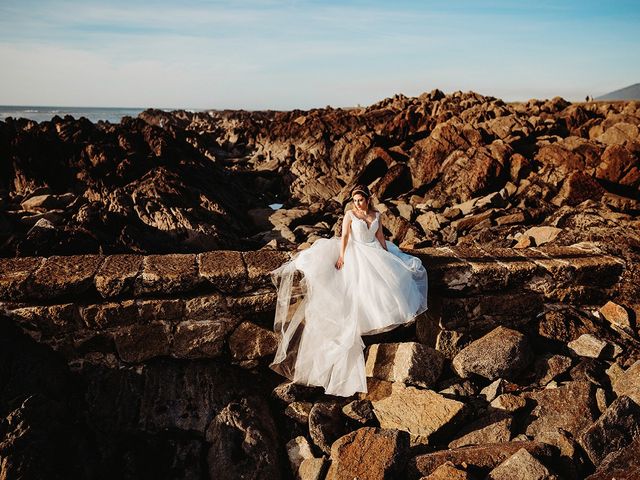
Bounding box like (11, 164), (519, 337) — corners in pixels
(585, 95), (589, 102)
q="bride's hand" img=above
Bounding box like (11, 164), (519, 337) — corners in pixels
(335, 256), (344, 269)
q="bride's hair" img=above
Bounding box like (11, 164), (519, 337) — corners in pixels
(351, 184), (371, 199)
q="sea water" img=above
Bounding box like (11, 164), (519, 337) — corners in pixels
(0, 105), (146, 123)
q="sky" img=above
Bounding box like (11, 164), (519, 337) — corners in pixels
(0, 0), (639, 110)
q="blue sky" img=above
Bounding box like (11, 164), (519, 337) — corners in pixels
(0, 0), (639, 109)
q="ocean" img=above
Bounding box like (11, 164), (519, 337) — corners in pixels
(0, 105), (147, 123)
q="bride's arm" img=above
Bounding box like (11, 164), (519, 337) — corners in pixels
(335, 212), (351, 269)
(375, 214), (388, 251)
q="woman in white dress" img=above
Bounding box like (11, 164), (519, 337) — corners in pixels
(270, 185), (428, 397)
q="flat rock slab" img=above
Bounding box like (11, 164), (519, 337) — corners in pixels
(113, 321), (171, 363)
(228, 321), (279, 361)
(29, 254), (104, 299)
(135, 254), (200, 295)
(198, 250), (248, 293)
(568, 333), (609, 358)
(242, 250), (290, 286)
(579, 395), (640, 465)
(173, 319), (239, 359)
(370, 381), (465, 441)
(408, 441), (555, 478)
(365, 342), (444, 388)
(448, 411), (513, 448)
(452, 326), (532, 381)
(524, 380), (598, 438)
(326, 427), (409, 480)
(95, 254), (143, 298)
(0, 257), (43, 300)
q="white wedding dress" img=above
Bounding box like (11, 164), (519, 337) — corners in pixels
(270, 210), (428, 397)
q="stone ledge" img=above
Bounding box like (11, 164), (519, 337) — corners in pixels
(0, 247), (623, 303)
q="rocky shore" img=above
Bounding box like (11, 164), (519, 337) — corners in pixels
(1, 90), (639, 479)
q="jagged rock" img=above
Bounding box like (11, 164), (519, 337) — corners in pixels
(524, 380), (598, 438)
(612, 360), (640, 406)
(309, 401), (350, 455)
(480, 379), (508, 402)
(488, 448), (557, 480)
(198, 250), (248, 293)
(365, 342), (444, 388)
(273, 382), (324, 403)
(452, 326), (533, 381)
(0, 257), (43, 301)
(578, 395), (640, 466)
(567, 333), (609, 358)
(438, 379), (477, 398)
(325, 427), (409, 480)
(416, 211), (441, 232)
(369, 381), (465, 440)
(409, 441), (555, 478)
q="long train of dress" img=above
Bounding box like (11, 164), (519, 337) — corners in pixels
(270, 210), (428, 397)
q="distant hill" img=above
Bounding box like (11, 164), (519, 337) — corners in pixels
(596, 83), (640, 100)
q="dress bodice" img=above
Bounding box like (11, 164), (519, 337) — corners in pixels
(349, 210), (379, 243)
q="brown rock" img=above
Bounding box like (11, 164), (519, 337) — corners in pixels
(416, 211), (441, 232)
(79, 300), (138, 328)
(612, 360), (640, 405)
(285, 402), (314, 424)
(228, 321), (279, 361)
(585, 436), (640, 480)
(325, 427), (409, 480)
(29, 254), (103, 299)
(423, 461), (470, 479)
(596, 144), (640, 188)
(286, 436), (315, 473)
(524, 381), (598, 438)
(579, 395), (640, 466)
(567, 333), (609, 358)
(532, 354), (573, 386)
(243, 250), (290, 286)
(198, 250), (248, 293)
(94, 254), (143, 298)
(448, 411), (513, 448)
(135, 254), (200, 295)
(365, 342), (444, 388)
(490, 394), (527, 413)
(138, 298), (185, 322)
(552, 171), (605, 206)
(409, 441), (555, 478)
(0, 257), (43, 300)
(371, 382), (465, 441)
(342, 400), (374, 425)
(113, 321), (171, 363)
(599, 300), (634, 332)
(488, 448), (556, 480)
(519, 226), (562, 246)
(452, 326), (533, 381)
(173, 319), (238, 359)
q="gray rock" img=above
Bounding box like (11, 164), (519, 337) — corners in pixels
(309, 401), (350, 455)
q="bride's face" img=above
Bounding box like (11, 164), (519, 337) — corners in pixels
(353, 193), (368, 212)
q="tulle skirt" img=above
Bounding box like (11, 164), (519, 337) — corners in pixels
(270, 236), (428, 397)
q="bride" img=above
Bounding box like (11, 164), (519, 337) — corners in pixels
(269, 185), (429, 397)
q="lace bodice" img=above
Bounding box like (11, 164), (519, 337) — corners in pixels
(349, 210), (379, 243)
